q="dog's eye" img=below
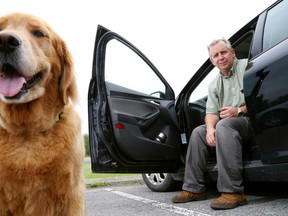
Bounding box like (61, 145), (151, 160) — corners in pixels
(32, 30), (46, 37)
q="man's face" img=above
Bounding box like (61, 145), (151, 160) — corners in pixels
(209, 41), (235, 75)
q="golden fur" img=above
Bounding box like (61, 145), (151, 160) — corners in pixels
(0, 13), (85, 215)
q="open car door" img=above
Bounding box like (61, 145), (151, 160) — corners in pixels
(88, 25), (182, 173)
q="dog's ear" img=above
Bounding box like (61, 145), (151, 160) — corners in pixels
(56, 39), (78, 105)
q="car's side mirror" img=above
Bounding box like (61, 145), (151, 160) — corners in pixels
(150, 91), (165, 99)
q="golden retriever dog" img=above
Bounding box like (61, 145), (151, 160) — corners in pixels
(0, 13), (85, 215)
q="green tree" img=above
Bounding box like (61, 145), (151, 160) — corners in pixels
(83, 134), (90, 156)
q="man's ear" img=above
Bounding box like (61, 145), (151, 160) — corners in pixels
(231, 48), (236, 57)
(210, 57), (216, 66)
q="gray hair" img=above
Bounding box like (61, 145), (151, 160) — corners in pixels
(207, 38), (233, 57)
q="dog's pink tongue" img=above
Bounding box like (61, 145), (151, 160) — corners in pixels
(0, 75), (26, 97)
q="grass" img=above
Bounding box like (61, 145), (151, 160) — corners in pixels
(83, 163), (137, 179)
(84, 163), (139, 188)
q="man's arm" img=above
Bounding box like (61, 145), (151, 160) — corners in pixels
(205, 113), (219, 147)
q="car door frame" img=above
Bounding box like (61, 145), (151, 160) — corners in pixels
(88, 25), (182, 173)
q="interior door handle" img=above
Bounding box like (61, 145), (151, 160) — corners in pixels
(150, 100), (160, 106)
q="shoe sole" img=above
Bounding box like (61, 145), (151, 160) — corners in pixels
(210, 200), (247, 210)
(172, 197), (207, 203)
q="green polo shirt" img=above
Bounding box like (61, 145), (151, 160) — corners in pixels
(206, 58), (248, 116)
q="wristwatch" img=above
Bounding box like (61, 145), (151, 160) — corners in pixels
(237, 107), (243, 117)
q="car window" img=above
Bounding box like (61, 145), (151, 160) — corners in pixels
(263, 0), (288, 52)
(105, 39), (166, 98)
(189, 67), (218, 102)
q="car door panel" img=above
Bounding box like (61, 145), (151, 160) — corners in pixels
(107, 83), (180, 161)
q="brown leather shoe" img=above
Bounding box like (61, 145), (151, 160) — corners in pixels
(210, 193), (247, 210)
(172, 190), (207, 203)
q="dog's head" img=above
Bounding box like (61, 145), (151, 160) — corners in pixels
(0, 13), (77, 105)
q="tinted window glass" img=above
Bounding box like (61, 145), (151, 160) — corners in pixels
(263, 0), (288, 51)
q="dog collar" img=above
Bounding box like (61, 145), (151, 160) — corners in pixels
(55, 112), (63, 124)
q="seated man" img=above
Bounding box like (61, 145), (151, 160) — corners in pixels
(172, 38), (253, 210)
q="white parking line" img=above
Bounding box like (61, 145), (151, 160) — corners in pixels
(105, 188), (211, 216)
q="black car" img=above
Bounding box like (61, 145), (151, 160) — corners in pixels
(88, 0), (288, 192)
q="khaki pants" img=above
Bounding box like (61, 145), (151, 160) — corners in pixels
(182, 117), (253, 194)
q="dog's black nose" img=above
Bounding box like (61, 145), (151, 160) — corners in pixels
(0, 32), (22, 53)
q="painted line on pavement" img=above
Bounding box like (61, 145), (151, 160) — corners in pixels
(105, 188), (211, 216)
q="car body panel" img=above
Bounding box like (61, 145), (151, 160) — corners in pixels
(244, 38), (288, 164)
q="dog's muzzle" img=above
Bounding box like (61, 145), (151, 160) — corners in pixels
(0, 32), (42, 100)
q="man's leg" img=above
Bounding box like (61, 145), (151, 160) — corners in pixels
(211, 117), (252, 209)
(172, 125), (209, 203)
(216, 117), (252, 193)
(183, 125), (210, 193)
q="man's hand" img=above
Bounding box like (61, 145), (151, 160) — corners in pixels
(205, 114), (219, 147)
(206, 127), (216, 147)
(219, 106), (237, 118)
